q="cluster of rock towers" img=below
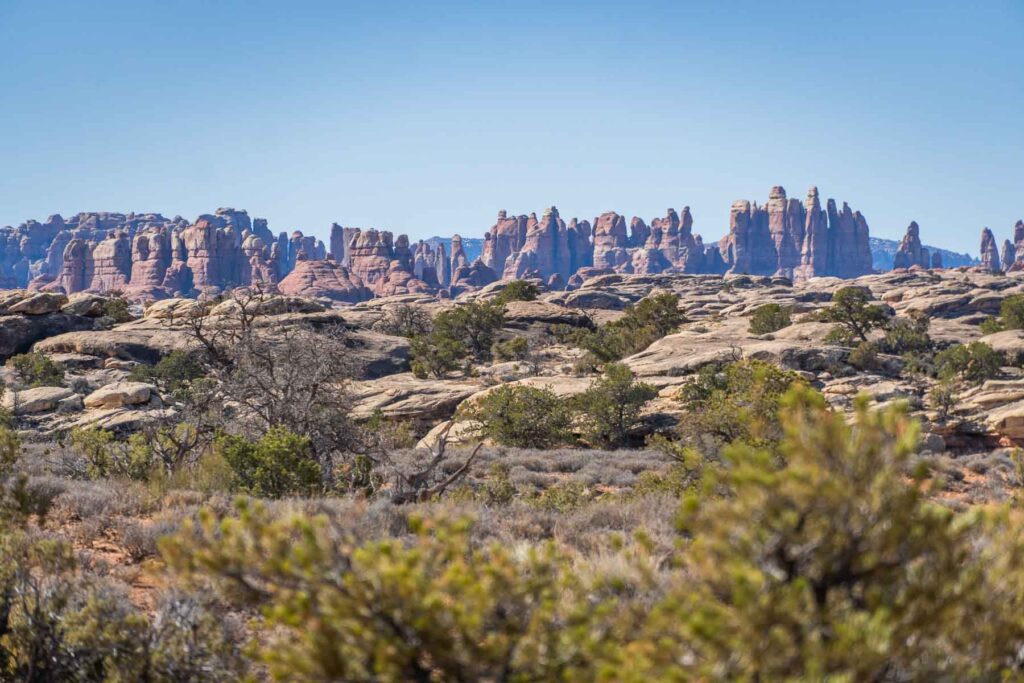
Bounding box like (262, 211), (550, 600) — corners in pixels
(1, 186), (961, 302)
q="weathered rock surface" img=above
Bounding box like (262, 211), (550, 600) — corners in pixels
(2, 387), (75, 415)
(83, 381), (156, 409)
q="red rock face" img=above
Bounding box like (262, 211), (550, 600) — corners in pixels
(123, 230), (172, 300)
(893, 222), (928, 270)
(277, 257), (372, 303)
(592, 212), (631, 271)
(980, 228), (1001, 272)
(1001, 239), (1016, 272)
(723, 187), (873, 279)
(502, 207), (572, 285)
(88, 231), (133, 292)
(450, 260), (498, 296)
(347, 229), (396, 295)
(481, 210), (527, 274)
(377, 260), (434, 297)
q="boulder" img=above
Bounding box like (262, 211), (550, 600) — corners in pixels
(8, 292), (68, 315)
(2, 387), (74, 415)
(83, 381), (156, 409)
(0, 313), (96, 361)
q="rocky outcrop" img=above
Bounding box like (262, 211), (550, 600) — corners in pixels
(1002, 240), (1016, 272)
(893, 222), (930, 270)
(450, 260), (498, 296)
(0, 188), (973, 304)
(723, 186), (873, 279)
(981, 228), (1001, 272)
(277, 256), (372, 303)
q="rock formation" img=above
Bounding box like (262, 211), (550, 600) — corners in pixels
(981, 228), (1001, 272)
(277, 255), (371, 303)
(1003, 240), (1016, 272)
(893, 222), (930, 270)
(0, 186), (967, 302)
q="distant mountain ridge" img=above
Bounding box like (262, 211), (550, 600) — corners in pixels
(869, 237), (977, 271)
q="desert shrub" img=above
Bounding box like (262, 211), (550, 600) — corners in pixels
(129, 350), (205, 395)
(165, 387), (1024, 680)
(980, 315), (1005, 334)
(881, 311), (933, 354)
(643, 387), (1024, 680)
(901, 351), (933, 377)
(465, 384), (571, 449)
(748, 303), (792, 335)
(7, 350), (64, 387)
(573, 362), (657, 448)
(492, 336), (529, 361)
(934, 341), (1002, 384)
(68, 427), (151, 481)
(676, 358), (800, 452)
(409, 333), (466, 378)
(481, 462), (517, 505)
(494, 279), (539, 304)
(928, 380), (958, 419)
(432, 301), (505, 361)
(373, 303), (433, 338)
(848, 340), (880, 371)
(102, 295), (134, 323)
(820, 286), (888, 343)
(572, 292), (685, 363)
(216, 426), (321, 498)
(999, 294), (1024, 329)
(532, 480), (591, 512)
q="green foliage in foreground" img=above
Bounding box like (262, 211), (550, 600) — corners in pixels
(163, 389), (1024, 681)
(0, 424), (245, 681)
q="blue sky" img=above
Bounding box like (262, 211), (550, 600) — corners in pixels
(1, 1), (1021, 254)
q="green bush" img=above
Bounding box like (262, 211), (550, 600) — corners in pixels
(934, 342), (1003, 384)
(491, 337), (529, 361)
(68, 427), (151, 480)
(748, 303), (792, 335)
(7, 351), (64, 387)
(464, 384), (571, 448)
(999, 294), (1024, 330)
(373, 303), (433, 338)
(409, 333), (466, 378)
(102, 296), (134, 323)
(129, 350), (205, 395)
(216, 427), (322, 498)
(573, 363), (657, 448)
(848, 341), (881, 371)
(881, 312), (933, 354)
(494, 279), (539, 304)
(163, 389), (1024, 681)
(820, 286), (888, 343)
(928, 380), (958, 419)
(676, 359), (800, 452)
(571, 292), (685, 364)
(432, 302), (505, 361)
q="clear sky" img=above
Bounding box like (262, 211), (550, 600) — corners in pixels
(1, 1), (1021, 254)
